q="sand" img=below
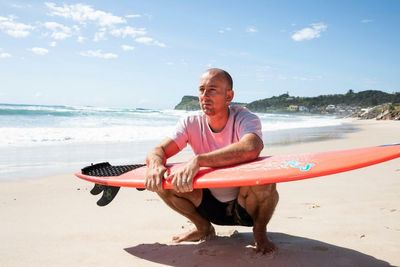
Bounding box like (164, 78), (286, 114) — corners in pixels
(1, 119), (399, 267)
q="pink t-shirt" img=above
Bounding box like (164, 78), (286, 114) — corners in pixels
(170, 105), (263, 202)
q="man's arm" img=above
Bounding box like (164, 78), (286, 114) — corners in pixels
(170, 133), (263, 192)
(145, 138), (180, 192)
(196, 133), (263, 168)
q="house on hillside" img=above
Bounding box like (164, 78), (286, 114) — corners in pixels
(299, 106), (309, 112)
(326, 105), (336, 112)
(287, 105), (299, 112)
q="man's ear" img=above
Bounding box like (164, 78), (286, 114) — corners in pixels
(226, 90), (234, 104)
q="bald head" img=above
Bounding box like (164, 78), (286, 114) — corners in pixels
(204, 68), (233, 91)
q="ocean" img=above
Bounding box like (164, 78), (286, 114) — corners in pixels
(0, 103), (355, 179)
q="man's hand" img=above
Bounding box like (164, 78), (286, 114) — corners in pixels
(171, 156), (199, 193)
(145, 164), (167, 192)
(145, 139), (181, 192)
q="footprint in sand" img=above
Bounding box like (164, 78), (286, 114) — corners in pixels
(193, 248), (219, 256)
(312, 245), (329, 251)
(244, 245), (276, 259)
(385, 226), (400, 232)
(303, 202), (321, 209)
(145, 198), (160, 202)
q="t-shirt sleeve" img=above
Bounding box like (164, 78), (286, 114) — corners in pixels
(237, 110), (263, 141)
(169, 117), (188, 150)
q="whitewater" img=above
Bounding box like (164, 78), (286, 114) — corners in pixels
(0, 103), (354, 179)
(0, 103), (346, 147)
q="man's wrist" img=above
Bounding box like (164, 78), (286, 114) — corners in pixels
(192, 155), (202, 168)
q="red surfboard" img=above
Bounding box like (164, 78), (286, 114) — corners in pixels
(75, 144), (400, 189)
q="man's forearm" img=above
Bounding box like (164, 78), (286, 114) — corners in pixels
(146, 147), (167, 167)
(196, 134), (263, 168)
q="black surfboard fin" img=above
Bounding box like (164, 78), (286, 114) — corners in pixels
(90, 183), (105, 195)
(96, 185), (120, 206)
(81, 162), (146, 206)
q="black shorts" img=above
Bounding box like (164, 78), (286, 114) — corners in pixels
(196, 189), (253, 226)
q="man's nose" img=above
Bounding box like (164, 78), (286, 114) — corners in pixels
(200, 90), (209, 97)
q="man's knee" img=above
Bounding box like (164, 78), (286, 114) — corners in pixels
(156, 189), (203, 207)
(239, 184), (279, 207)
(156, 188), (172, 199)
(262, 184), (279, 207)
(241, 183), (277, 198)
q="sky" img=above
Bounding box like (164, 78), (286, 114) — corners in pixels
(0, 0), (399, 109)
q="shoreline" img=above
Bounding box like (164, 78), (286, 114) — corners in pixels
(1, 119), (399, 266)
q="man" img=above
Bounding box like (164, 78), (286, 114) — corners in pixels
(145, 68), (279, 254)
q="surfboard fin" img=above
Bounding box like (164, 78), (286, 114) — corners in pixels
(96, 185), (120, 206)
(81, 162), (146, 206)
(90, 184), (105, 195)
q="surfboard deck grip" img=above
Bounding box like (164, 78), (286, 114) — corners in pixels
(81, 162), (146, 177)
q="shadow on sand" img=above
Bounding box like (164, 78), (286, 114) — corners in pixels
(124, 232), (393, 267)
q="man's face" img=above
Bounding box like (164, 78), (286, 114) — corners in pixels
(198, 71), (233, 116)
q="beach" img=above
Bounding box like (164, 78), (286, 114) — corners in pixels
(1, 119), (399, 267)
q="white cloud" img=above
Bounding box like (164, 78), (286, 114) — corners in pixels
(44, 21), (73, 40)
(135, 36), (152, 44)
(291, 22), (327, 41)
(121, 45), (135, 51)
(143, 13), (153, 20)
(77, 36), (86, 43)
(153, 41), (165, 47)
(278, 75), (288, 80)
(219, 27), (232, 34)
(110, 26), (146, 38)
(361, 19), (373, 23)
(30, 47), (49, 55)
(80, 50), (118, 59)
(256, 65), (273, 72)
(0, 52), (12, 58)
(292, 76), (314, 81)
(11, 4), (32, 9)
(45, 2), (126, 27)
(93, 28), (107, 42)
(135, 36), (165, 47)
(72, 25), (80, 32)
(126, 14), (142, 18)
(44, 3), (165, 50)
(0, 16), (34, 38)
(246, 26), (258, 33)
(49, 41), (57, 47)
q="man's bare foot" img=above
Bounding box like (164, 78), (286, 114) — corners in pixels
(172, 224), (215, 243)
(253, 230), (276, 254)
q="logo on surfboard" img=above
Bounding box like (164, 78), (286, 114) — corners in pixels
(285, 160), (315, 172)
